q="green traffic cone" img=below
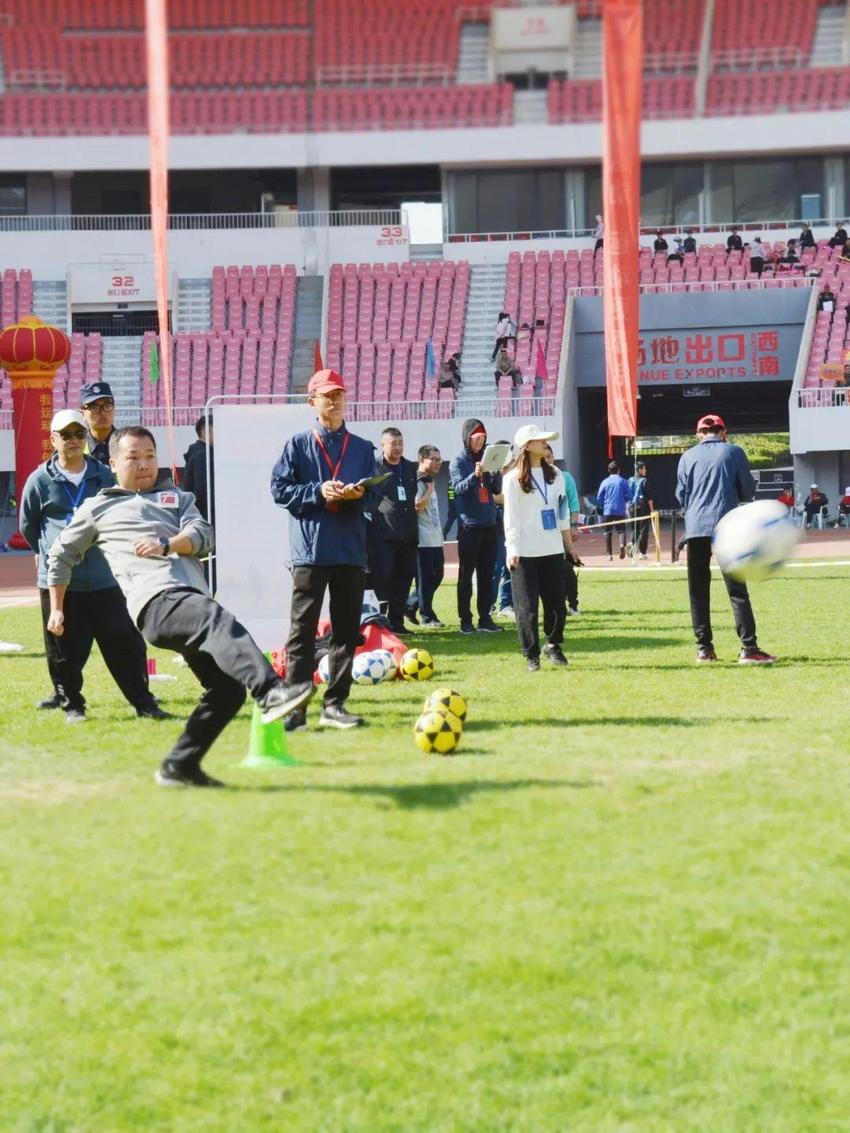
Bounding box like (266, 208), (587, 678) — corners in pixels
(240, 702), (299, 768)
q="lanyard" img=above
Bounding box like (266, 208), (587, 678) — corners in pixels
(313, 428), (350, 481)
(60, 477), (88, 515)
(529, 471), (548, 505)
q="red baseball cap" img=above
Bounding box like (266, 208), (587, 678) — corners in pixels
(696, 414), (726, 431)
(307, 369), (346, 396)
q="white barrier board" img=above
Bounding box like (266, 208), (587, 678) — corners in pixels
(212, 402), (316, 651)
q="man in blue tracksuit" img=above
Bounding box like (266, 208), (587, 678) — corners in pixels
(449, 418), (504, 635)
(676, 413), (776, 665)
(271, 370), (378, 729)
(596, 460), (632, 560)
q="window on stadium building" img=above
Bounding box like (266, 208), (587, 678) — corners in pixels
(640, 163), (703, 227)
(0, 177), (26, 216)
(711, 158), (824, 223)
(448, 169), (565, 234)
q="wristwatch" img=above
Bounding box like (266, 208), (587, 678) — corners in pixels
(159, 537), (170, 556)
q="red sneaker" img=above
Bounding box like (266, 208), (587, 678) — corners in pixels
(739, 647), (777, 665)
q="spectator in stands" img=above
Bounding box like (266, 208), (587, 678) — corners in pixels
(682, 229), (698, 255)
(182, 412), (214, 524)
(440, 353), (461, 392)
(726, 227), (744, 252)
(21, 411), (166, 725)
(777, 238), (799, 266)
(80, 381), (117, 465)
(777, 487), (795, 509)
(450, 418), (504, 635)
(667, 237), (684, 265)
(799, 222), (816, 250)
(676, 413), (775, 665)
(593, 215), (604, 253)
(503, 425), (572, 672)
(544, 443), (582, 616)
(628, 460), (655, 559)
(817, 284), (837, 313)
(840, 245), (850, 265)
(653, 230), (668, 254)
(271, 369), (378, 731)
(804, 484), (828, 527)
(370, 427), (419, 635)
(491, 311), (511, 361)
(828, 223), (848, 249)
(495, 346), (522, 393)
(596, 460), (632, 561)
(834, 486), (850, 527)
(409, 445), (445, 628)
(748, 237), (766, 277)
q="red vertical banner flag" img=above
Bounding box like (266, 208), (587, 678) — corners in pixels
(602, 0), (642, 442)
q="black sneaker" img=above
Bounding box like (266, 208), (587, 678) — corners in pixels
(619, 545), (626, 560)
(420, 616), (445, 628)
(543, 643), (569, 667)
(37, 693), (61, 710)
(136, 702), (172, 720)
(259, 681), (315, 724)
(155, 761), (225, 788)
(478, 619), (504, 633)
(459, 622), (476, 635)
(284, 707), (308, 733)
(527, 656), (541, 672)
(696, 646), (718, 663)
(319, 704), (364, 729)
(391, 624), (411, 637)
(64, 707), (86, 725)
(739, 647), (777, 665)
(405, 609), (420, 625)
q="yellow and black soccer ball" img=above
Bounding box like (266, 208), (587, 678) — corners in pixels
(399, 647), (434, 681)
(414, 709), (462, 755)
(424, 688), (468, 724)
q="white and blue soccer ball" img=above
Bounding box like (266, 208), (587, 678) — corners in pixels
(712, 500), (800, 582)
(352, 651), (386, 685)
(317, 654), (330, 683)
(371, 648), (397, 681)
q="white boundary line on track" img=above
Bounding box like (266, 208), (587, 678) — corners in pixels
(577, 559), (850, 573)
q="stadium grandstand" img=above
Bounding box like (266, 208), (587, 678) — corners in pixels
(0, 0), (849, 514)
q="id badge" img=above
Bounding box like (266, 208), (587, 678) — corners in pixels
(541, 508), (557, 531)
(478, 485), (489, 504)
(397, 484), (407, 502)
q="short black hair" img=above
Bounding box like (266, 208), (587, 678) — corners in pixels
(382, 427), (402, 439)
(109, 425), (156, 456)
(195, 412), (212, 438)
(637, 461), (647, 471)
(418, 444), (440, 460)
(608, 460), (619, 473)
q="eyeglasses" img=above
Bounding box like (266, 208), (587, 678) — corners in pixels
(85, 400), (114, 412)
(56, 429), (86, 441)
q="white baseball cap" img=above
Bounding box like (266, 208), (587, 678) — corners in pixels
(810, 483), (819, 489)
(50, 409), (86, 433)
(514, 424), (559, 449)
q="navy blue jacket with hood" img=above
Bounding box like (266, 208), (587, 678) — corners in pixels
(449, 418), (502, 529)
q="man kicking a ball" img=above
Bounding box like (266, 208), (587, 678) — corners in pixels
(47, 426), (310, 787)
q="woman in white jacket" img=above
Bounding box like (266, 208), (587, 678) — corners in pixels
(503, 425), (573, 671)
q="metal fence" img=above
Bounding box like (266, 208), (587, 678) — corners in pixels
(0, 208), (406, 233)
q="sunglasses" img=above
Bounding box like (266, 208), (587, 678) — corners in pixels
(56, 429), (86, 441)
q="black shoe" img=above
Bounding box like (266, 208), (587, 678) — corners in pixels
(459, 622), (476, 635)
(136, 702), (172, 720)
(319, 704), (364, 729)
(259, 681), (315, 724)
(155, 761), (225, 788)
(739, 647), (777, 665)
(405, 609), (420, 625)
(391, 623), (411, 637)
(420, 616), (445, 628)
(37, 693), (61, 710)
(64, 707), (86, 725)
(619, 545), (626, 559)
(284, 707), (308, 733)
(696, 645), (717, 663)
(527, 656), (541, 672)
(478, 619), (504, 633)
(543, 643), (569, 667)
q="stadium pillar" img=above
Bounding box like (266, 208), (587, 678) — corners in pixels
(0, 316), (71, 549)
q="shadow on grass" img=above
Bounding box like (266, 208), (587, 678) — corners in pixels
(233, 777), (599, 809)
(465, 714), (779, 730)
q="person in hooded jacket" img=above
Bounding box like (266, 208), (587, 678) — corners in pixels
(182, 412), (214, 524)
(449, 418), (504, 635)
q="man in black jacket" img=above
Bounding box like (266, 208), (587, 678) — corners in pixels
(369, 427), (419, 635)
(182, 412), (214, 523)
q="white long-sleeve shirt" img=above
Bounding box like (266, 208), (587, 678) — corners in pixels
(503, 466), (569, 559)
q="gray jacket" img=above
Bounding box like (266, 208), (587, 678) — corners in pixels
(676, 437), (756, 539)
(47, 485), (213, 625)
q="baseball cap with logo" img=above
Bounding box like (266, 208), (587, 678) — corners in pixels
(80, 381), (115, 406)
(50, 409), (87, 433)
(307, 370), (346, 397)
(696, 414), (726, 431)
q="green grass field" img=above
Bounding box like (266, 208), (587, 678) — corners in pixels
(2, 566), (850, 1133)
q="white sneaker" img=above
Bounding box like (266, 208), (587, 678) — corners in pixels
(566, 607), (582, 618)
(499, 607), (516, 621)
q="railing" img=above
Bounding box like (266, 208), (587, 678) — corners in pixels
(798, 387), (849, 408)
(643, 51), (699, 74)
(7, 69), (66, 90)
(711, 46), (803, 72)
(571, 277), (818, 298)
(0, 208), (407, 233)
(316, 62), (453, 86)
(142, 406), (209, 428)
(447, 219), (845, 244)
(316, 112), (512, 133)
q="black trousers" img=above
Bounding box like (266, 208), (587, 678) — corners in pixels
(415, 546), (445, 620)
(442, 498), (458, 540)
(686, 536), (757, 650)
(604, 515), (627, 555)
(371, 539), (417, 629)
(564, 555), (579, 611)
(40, 586), (152, 713)
(285, 564), (365, 708)
(634, 508), (651, 554)
(510, 553), (567, 658)
(138, 588), (278, 770)
(457, 524), (498, 625)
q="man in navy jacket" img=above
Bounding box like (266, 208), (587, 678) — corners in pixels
(676, 413), (776, 664)
(449, 418), (504, 635)
(271, 370), (378, 729)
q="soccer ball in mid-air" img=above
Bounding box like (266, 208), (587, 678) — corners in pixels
(414, 709), (462, 755)
(352, 651), (386, 685)
(712, 500), (800, 582)
(424, 688), (468, 723)
(371, 648), (398, 681)
(317, 654), (330, 683)
(399, 648), (434, 681)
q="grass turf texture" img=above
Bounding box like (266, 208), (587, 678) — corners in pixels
(2, 567), (850, 1132)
